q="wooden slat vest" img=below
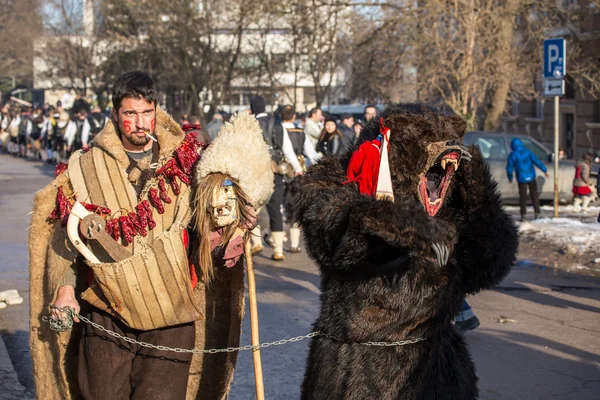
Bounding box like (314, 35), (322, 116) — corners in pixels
(67, 147), (201, 330)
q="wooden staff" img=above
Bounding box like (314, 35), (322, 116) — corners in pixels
(245, 239), (265, 400)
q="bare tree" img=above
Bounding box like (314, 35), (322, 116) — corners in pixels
(349, 1), (415, 103)
(0, 0), (42, 90)
(349, 0), (600, 131)
(99, 0), (263, 117)
(248, 0), (350, 108)
(37, 0), (109, 105)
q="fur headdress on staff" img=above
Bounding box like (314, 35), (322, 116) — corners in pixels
(194, 112), (274, 282)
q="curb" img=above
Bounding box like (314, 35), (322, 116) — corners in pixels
(0, 334), (27, 399)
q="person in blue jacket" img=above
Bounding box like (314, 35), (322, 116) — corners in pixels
(506, 138), (549, 221)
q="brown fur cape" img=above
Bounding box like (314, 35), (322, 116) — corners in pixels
(29, 107), (244, 400)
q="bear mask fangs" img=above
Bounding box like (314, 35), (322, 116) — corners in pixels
(418, 143), (464, 217)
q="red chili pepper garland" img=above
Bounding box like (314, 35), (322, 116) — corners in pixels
(48, 186), (72, 226)
(158, 179), (172, 204)
(105, 218), (120, 242)
(49, 132), (201, 241)
(119, 215), (135, 244)
(141, 200), (157, 229)
(54, 162), (68, 177)
(129, 211), (147, 237)
(83, 203), (111, 215)
(148, 187), (165, 214)
(135, 203), (148, 230)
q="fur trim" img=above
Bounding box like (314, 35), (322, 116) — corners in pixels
(195, 113), (274, 207)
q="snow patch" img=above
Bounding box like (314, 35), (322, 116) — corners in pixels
(517, 216), (600, 255)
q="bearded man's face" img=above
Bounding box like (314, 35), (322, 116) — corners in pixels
(113, 97), (156, 147)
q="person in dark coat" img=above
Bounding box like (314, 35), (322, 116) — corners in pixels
(316, 117), (343, 156)
(338, 113), (356, 151)
(506, 138), (549, 221)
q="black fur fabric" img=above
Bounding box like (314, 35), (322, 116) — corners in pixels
(293, 103), (519, 400)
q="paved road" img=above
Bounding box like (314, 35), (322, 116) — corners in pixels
(1, 154), (599, 400)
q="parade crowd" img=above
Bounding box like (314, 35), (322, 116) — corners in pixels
(0, 92), (598, 336)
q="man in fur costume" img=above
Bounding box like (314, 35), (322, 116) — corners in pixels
(29, 71), (273, 399)
(293, 103), (518, 399)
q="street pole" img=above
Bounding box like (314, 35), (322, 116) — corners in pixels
(553, 95), (559, 218)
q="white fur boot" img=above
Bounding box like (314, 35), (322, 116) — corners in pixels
(289, 226), (301, 253)
(582, 196), (592, 212)
(250, 225), (264, 254)
(573, 197), (582, 213)
(271, 231), (285, 261)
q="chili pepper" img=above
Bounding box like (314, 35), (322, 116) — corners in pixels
(49, 186), (73, 225)
(127, 212), (140, 236)
(147, 213), (157, 229)
(155, 158), (177, 177)
(170, 177), (180, 195)
(119, 215), (134, 244)
(105, 218), (115, 238)
(141, 200), (157, 229)
(148, 188), (165, 214)
(83, 203), (111, 215)
(109, 218), (120, 242)
(54, 162), (68, 177)
(136, 203), (148, 230)
(181, 124), (202, 132)
(129, 212), (146, 237)
(173, 166), (191, 185)
(158, 179), (172, 204)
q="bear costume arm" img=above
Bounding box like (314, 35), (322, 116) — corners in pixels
(293, 157), (454, 273)
(452, 146), (519, 293)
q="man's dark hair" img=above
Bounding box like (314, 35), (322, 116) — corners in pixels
(112, 71), (157, 111)
(308, 107), (321, 118)
(364, 104), (377, 113)
(250, 96), (266, 115)
(281, 105), (295, 121)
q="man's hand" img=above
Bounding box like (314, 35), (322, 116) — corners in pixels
(545, 173), (549, 178)
(52, 285), (80, 323)
(82, 144), (89, 151)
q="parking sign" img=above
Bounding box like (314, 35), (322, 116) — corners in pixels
(544, 38), (566, 78)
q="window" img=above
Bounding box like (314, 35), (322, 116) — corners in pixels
(518, 137), (549, 161)
(472, 136), (508, 160)
(535, 99), (545, 119)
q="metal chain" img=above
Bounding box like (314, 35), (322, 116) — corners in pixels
(44, 306), (427, 354)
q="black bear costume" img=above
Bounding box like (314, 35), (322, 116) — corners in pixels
(293, 103), (519, 399)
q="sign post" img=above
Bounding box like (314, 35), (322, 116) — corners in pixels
(543, 38), (565, 218)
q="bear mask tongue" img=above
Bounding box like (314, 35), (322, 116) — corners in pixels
(425, 181), (439, 202)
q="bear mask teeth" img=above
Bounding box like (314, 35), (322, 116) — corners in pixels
(419, 151), (460, 217)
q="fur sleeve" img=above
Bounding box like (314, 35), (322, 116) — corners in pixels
(451, 147), (519, 293)
(292, 157), (455, 273)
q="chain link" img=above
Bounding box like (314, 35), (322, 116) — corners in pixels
(43, 306), (426, 354)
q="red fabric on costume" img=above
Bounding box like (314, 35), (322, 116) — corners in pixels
(209, 229), (245, 268)
(573, 186), (592, 196)
(183, 229), (199, 289)
(573, 166), (593, 196)
(345, 139), (382, 196)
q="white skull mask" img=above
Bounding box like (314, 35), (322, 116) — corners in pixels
(210, 180), (239, 227)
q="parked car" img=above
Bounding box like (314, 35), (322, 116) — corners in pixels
(463, 132), (599, 205)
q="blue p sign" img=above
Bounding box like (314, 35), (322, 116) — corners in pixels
(544, 38), (566, 78)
